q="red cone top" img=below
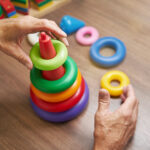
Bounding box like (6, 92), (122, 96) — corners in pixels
(39, 32), (56, 59)
(39, 32), (65, 80)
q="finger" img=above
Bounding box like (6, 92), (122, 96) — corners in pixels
(120, 94), (126, 102)
(13, 45), (33, 69)
(121, 99), (139, 144)
(22, 17), (67, 38)
(42, 31), (69, 46)
(59, 37), (69, 46)
(122, 86), (128, 99)
(124, 103), (138, 143)
(126, 84), (135, 98)
(124, 126), (136, 145)
(97, 89), (110, 112)
(132, 99), (139, 122)
(52, 33), (69, 46)
(47, 32), (56, 39)
(47, 20), (67, 37)
(119, 85), (137, 111)
(0, 41), (33, 69)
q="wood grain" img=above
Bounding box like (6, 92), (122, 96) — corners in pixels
(0, 0), (150, 150)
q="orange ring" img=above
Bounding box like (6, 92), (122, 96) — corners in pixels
(30, 70), (82, 102)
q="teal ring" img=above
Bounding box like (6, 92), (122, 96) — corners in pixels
(30, 39), (68, 71)
(30, 56), (78, 93)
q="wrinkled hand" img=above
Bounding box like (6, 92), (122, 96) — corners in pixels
(94, 85), (138, 150)
(0, 16), (68, 69)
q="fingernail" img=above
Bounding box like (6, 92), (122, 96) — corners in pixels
(62, 38), (69, 46)
(61, 31), (67, 37)
(26, 63), (33, 70)
(99, 89), (109, 99)
(65, 39), (69, 46)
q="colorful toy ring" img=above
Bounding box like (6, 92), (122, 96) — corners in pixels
(75, 26), (99, 45)
(30, 78), (85, 112)
(31, 70), (82, 102)
(30, 81), (89, 122)
(27, 32), (39, 46)
(30, 56), (78, 93)
(90, 37), (126, 67)
(101, 70), (130, 96)
(30, 39), (68, 71)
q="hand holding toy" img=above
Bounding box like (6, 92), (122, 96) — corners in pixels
(29, 31), (89, 122)
(0, 16), (67, 69)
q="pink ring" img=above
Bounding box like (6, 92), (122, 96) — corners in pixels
(75, 26), (99, 46)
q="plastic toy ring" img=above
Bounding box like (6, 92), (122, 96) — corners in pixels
(27, 32), (39, 46)
(101, 70), (130, 96)
(30, 39), (68, 71)
(30, 81), (89, 122)
(30, 56), (78, 93)
(30, 77), (85, 112)
(75, 26), (99, 45)
(31, 70), (82, 102)
(90, 37), (126, 67)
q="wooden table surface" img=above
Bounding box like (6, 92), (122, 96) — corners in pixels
(0, 0), (150, 150)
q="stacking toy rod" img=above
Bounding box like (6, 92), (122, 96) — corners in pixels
(39, 32), (65, 80)
(30, 32), (89, 122)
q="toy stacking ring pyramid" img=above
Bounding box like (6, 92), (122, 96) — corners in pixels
(29, 32), (89, 122)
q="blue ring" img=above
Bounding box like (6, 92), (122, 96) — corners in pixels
(90, 37), (126, 67)
(7, 11), (16, 17)
(15, 6), (28, 13)
(30, 81), (89, 123)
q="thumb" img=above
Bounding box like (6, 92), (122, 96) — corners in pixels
(13, 45), (33, 69)
(97, 89), (110, 112)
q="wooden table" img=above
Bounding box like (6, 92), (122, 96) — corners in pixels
(0, 0), (150, 149)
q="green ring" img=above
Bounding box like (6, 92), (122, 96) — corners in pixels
(30, 39), (68, 71)
(0, 6), (3, 16)
(38, 0), (52, 7)
(30, 56), (78, 93)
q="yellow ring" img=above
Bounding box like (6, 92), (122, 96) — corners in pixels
(101, 70), (130, 96)
(31, 70), (82, 103)
(12, 2), (28, 8)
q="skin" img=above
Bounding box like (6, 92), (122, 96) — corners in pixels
(0, 16), (138, 150)
(0, 16), (69, 69)
(94, 85), (138, 150)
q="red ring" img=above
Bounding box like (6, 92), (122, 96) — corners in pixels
(30, 78), (85, 112)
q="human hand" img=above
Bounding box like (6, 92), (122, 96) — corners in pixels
(0, 16), (68, 69)
(94, 85), (138, 150)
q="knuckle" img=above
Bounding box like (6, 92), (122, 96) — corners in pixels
(122, 111), (132, 121)
(15, 20), (22, 28)
(94, 130), (100, 138)
(95, 111), (108, 123)
(93, 130), (98, 137)
(42, 19), (49, 26)
(24, 15), (33, 19)
(95, 112), (101, 119)
(15, 16), (33, 29)
(16, 54), (25, 63)
(95, 112), (102, 121)
(50, 20), (56, 24)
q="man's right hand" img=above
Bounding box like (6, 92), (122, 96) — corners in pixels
(93, 85), (138, 150)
